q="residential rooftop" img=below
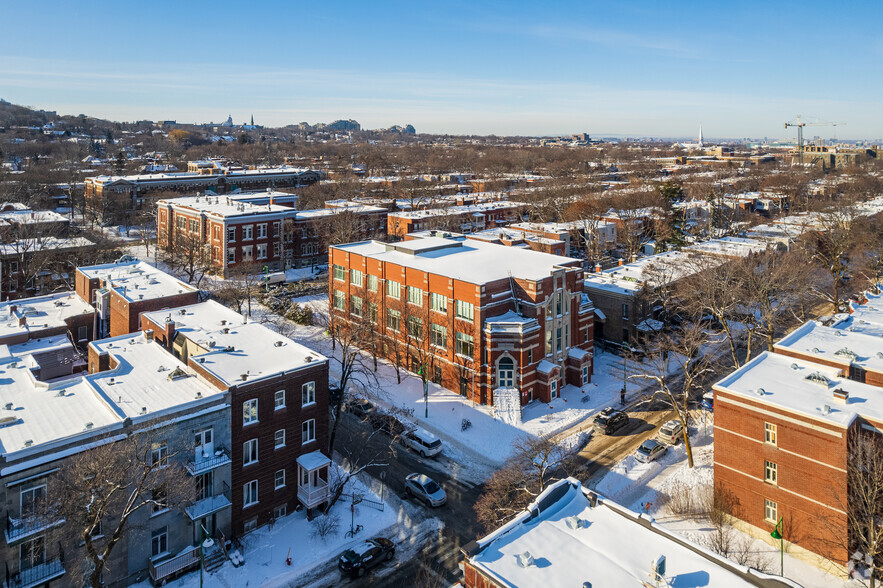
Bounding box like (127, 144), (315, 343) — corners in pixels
(0, 236), (93, 257)
(141, 300), (327, 386)
(78, 260), (197, 302)
(466, 478), (797, 588)
(0, 292), (94, 342)
(775, 320), (883, 374)
(683, 236), (770, 258)
(387, 200), (526, 220)
(333, 238), (581, 284)
(158, 194), (298, 219)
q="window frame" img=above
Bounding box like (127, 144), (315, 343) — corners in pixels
(764, 498), (777, 523)
(764, 460), (777, 485)
(274, 429), (286, 449)
(764, 422), (777, 446)
(429, 292), (447, 313)
(302, 419), (316, 445)
(243, 399), (259, 425)
(454, 299), (474, 321)
(386, 279), (401, 299)
(407, 286), (423, 305)
(243, 480), (259, 508)
(275, 469), (286, 490)
(243, 438), (259, 466)
(302, 381), (316, 407)
(274, 390), (285, 410)
(350, 269), (363, 287)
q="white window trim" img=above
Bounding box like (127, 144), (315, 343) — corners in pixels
(275, 429), (286, 450)
(275, 469), (286, 490)
(302, 419), (316, 445)
(243, 399), (259, 426)
(302, 382), (316, 407)
(274, 390), (286, 411)
(243, 481), (259, 508)
(243, 439), (259, 466)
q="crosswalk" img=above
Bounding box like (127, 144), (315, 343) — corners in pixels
(446, 477), (477, 491)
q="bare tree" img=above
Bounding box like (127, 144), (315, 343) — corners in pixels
(161, 231), (213, 287)
(563, 192), (613, 269)
(54, 434), (192, 588)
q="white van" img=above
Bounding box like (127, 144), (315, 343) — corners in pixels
(403, 428), (443, 458)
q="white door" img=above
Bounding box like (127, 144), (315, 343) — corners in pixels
(195, 428), (213, 461)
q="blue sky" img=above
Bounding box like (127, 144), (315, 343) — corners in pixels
(1, 1), (881, 138)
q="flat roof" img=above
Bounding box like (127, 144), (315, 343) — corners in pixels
(468, 479), (780, 588)
(141, 301), (327, 386)
(584, 250), (718, 294)
(159, 194), (297, 218)
(683, 237), (769, 257)
(333, 238), (580, 284)
(388, 200), (526, 220)
(0, 236), (92, 257)
(0, 292), (94, 341)
(87, 166), (317, 184)
(775, 320), (883, 374)
(714, 351), (883, 427)
(78, 260), (196, 302)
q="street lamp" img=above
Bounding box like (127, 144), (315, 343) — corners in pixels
(770, 517), (784, 576)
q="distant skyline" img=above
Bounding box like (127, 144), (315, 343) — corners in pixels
(1, 1), (881, 139)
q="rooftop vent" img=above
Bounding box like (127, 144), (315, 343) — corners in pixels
(179, 309), (187, 315)
(57, 389), (66, 397)
(835, 347), (858, 360)
(220, 320), (227, 326)
(812, 347), (822, 354)
(833, 388), (850, 404)
(305, 356), (313, 363)
(821, 404), (832, 415)
(141, 406), (148, 414)
(565, 516), (586, 529)
(805, 372), (830, 387)
(23, 440), (32, 448)
(274, 341), (284, 347)
(756, 387), (766, 396)
(222, 328), (230, 334)
(84, 422), (93, 430)
(516, 552), (535, 568)
(240, 373), (248, 381)
(4, 403), (13, 410)
(791, 363), (799, 370)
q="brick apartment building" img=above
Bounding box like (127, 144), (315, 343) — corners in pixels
(75, 260), (200, 338)
(509, 220), (618, 258)
(713, 293), (883, 570)
(157, 194), (387, 275)
(141, 300), (331, 536)
(85, 164), (323, 221)
(386, 201), (528, 239)
(329, 236), (594, 407)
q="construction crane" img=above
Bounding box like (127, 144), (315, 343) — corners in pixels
(784, 116), (846, 165)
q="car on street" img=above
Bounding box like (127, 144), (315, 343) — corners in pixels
(369, 413), (407, 437)
(405, 473), (447, 507)
(700, 392), (714, 412)
(635, 438), (668, 463)
(402, 428), (443, 458)
(338, 537), (395, 578)
(346, 398), (377, 420)
(657, 419), (684, 445)
(593, 407), (629, 435)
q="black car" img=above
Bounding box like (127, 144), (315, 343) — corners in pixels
(338, 537), (395, 578)
(369, 413), (407, 437)
(593, 407), (629, 435)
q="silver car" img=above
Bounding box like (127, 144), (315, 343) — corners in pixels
(657, 419), (684, 445)
(635, 439), (668, 463)
(405, 473), (447, 507)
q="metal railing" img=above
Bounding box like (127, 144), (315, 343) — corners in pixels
(5, 512), (65, 544)
(185, 482), (232, 521)
(185, 447), (231, 476)
(297, 481), (330, 509)
(148, 545), (200, 584)
(5, 542), (65, 588)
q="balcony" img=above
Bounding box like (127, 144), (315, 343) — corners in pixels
(297, 481), (330, 510)
(185, 483), (231, 521)
(296, 451), (331, 510)
(185, 447), (230, 476)
(5, 548), (65, 588)
(5, 514), (65, 546)
(148, 546), (200, 585)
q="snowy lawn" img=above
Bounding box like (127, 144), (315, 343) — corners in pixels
(134, 473), (402, 588)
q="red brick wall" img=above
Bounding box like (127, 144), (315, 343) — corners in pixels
(109, 290), (200, 337)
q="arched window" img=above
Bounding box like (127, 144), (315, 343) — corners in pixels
(498, 356), (515, 388)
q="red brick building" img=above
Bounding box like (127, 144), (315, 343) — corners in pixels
(141, 300), (331, 536)
(157, 194), (387, 276)
(329, 236), (594, 407)
(386, 201), (528, 239)
(714, 309), (883, 569)
(75, 260), (200, 338)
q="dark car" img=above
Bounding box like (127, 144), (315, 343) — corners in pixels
(338, 537), (395, 578)
(346, 398), (376, 420)
(593, 407), (629, 435)
(369, 413), (407, 437)
(700, 392), (714, 412)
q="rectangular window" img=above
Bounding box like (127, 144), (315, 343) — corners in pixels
(151, 443), (168, 467)
(407, 316), (423, 339)
(273, 221), (281, 236)
(351, 295), (364, 317)
(407, 286), (423, 305)
(332, 264), (345, 281)
(151, 527), (168, 558)
(227, 249), (236, 264)
(302, 381), (316, 406)
(273, 504), (287, 519)
(622, 303), (629, 320)
(429, 292), (447, 313)
(764, 460), (777, 485)
(244, 480), (258, 508)
(274, 390), (285, 410)
(764, 499), (777, 523)
(430, 323), (447, 349)
(350, 269), (363, 287)
(243, 225), (253, 240)
(243, 439), (258, 465)
(333, 289), (345, 311)
(152, 485), (168, 513)
(78, 326), (88, 342)
(275, 469), (286, 490)
(387, 309), (401, 332)
(368, 303), (378, 324)
(582, 365), (589, 385)
(556, 327), (562, 352)
(243, 517), (258, 533)
(528, 349), (533, 364)
(454, 300), (474, 321)
(257, 223), (267, 238)
(455, 331), (474, 357)
(386, 280), (401, 299)
(227, 227), (236, 242)
(242, 245), (253, 261)
(274, 429), (286, 449)
(256, 243), (267, 259)
(20, 485), (45, 518)
(367, 274), (378, 292)
(243, 399), (258, 425)
(196, 471), (213, 501)
(764, 422), (777, 446)
(302, 419), (316, 444)
(433, 365), (442, 384)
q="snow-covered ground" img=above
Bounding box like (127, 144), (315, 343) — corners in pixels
(133, 472), (414, 588)
(592, 414), (861, 588)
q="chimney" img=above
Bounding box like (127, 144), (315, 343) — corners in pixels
(18, 316), (26, 327)
(618, 259), (624, 267)
(833, 388), (849, 404)
(165, 320), (176, 346)
(144, 329), (154, 342)
(9, 304), (17, 315)
(594, 264), (602, 273)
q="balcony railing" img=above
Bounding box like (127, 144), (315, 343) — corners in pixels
(5, 513), (65, 545)
(297, 481), (330, 509)
(185, 447), (231, 476)
(185, 483), (232, 521)
(148, 546), (200, 585)
(5, 545), (64, 588)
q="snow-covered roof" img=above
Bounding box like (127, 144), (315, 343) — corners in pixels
(584, 250), (715, 295)
(484, 311), (540, 334)
(158, 192), (299, 219)
(87, 166), (318, 185)
(0, 292), (94, 342)
(388, 201), (526, 220)
(78, 260), (196, 302)
(467, 478), (785, 587)
(0, 208), (69, 225)
(141, 301), (327, 386)
(714, 351), (883, 428)
(296, 450), (331, 471)
(0, 236), (92, 257)
(536, 360), (557, 375)
(775, 321), (883, 374)
(333, 238), (581, 284)
(683, 236), (769, 258)
(294, 204), (386, 220)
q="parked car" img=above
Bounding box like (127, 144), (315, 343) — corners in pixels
(657, 419), (684, 445)
(403, 428), (443, 458)
(338, 537), (395, 578)
(700, 392), (714, 412)
(635, 439), (668, 463)
(346, 398), (376, 420)
(593, 407), (629, 435)
(405, 473), (447, 507)
(369, 413), (407, 437)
